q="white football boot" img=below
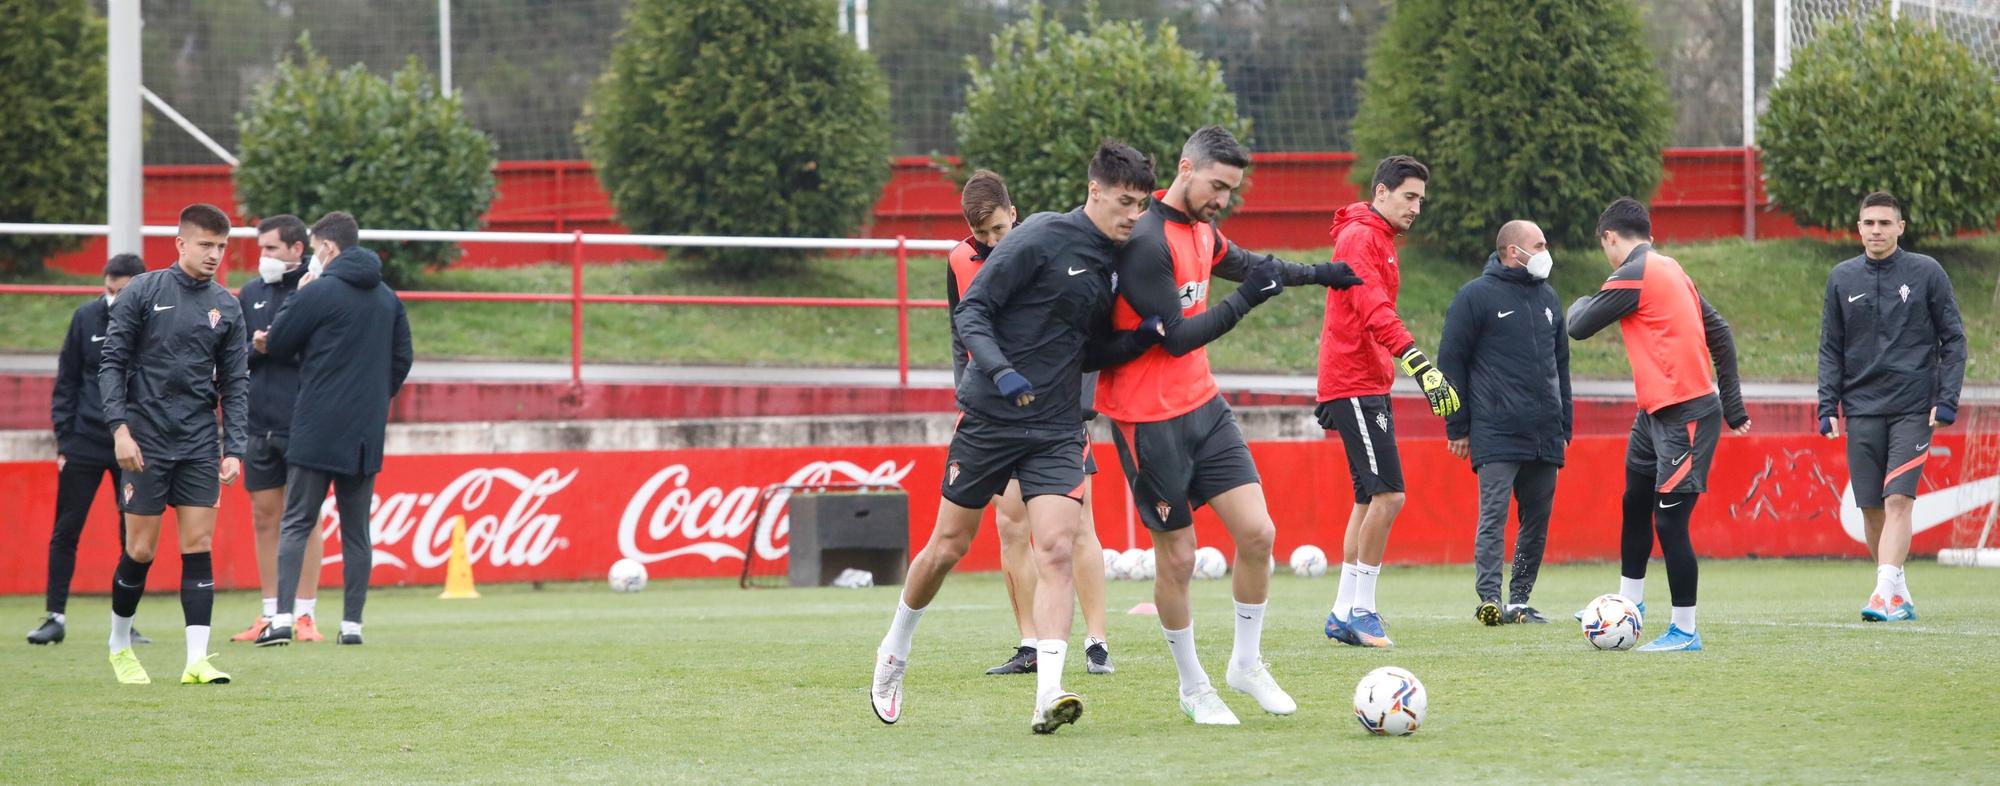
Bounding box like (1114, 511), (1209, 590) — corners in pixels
(1178, 685), (1242, 725)
(1031, 691), (1084, 734)
(871, 652), (907, 724)
(1225, 659), (1297, 715)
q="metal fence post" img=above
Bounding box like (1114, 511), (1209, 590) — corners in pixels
(895, 235), (909, 388)
(570, 230), (584, 388)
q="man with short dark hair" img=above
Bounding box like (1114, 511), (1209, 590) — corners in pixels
(1817, 191), (1965, 622)
(1567, 197), (1749, 653)
(259, 211), (414, 647)
(1317, 155), (1460, 649)
(227, 213), (328, 643)
(98, 203), (250, 684)
(1100, 125), (1362, 723)
(1438, 220), (1571, 626)
(28, 254), (152, 646)
(871, 142), (1164, 735)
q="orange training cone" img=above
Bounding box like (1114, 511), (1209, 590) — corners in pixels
(438, 515), (480, 599)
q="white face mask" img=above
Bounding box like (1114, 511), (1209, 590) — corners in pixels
(104, 293), (116, 307)
(307, 255), (325, 276)
(259, 256), (289, 284)
(1522, 248), (1554, 280)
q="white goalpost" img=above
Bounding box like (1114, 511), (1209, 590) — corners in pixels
(1778, 0), (2000, 79)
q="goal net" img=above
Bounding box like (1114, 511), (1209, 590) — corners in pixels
(1939, 403), (2000, 567)
(1779, 0), (2000, 79)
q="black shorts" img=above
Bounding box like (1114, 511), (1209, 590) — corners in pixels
(244, 433), (290, 492)
(121, 454), (221, 515)
(940, 415), (1088, 509)
(1110, 395), (1261, 532)
(1321, 395), (1404, 503)
(1846, 413), (1933, 508)
(1628, 398), (1722, 495)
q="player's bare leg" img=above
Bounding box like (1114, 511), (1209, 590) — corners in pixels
(1208, 484), (1294, 714)
(1860, 506), (1886, 563)
(989, 481), (1038, 674)
(1026, 494), (1083, 733)
(1344, 491), (1403, 647)
(1070, 479), (1112, 672)
(1866, 495), (1918, 621)
(872, 500), (985, 724)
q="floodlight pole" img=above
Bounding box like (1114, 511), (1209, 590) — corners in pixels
(1741, 0), (1757, 242)
(439, 0), (453, 95)
(107, 0), (142, 257)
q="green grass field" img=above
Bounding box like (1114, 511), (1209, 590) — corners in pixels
(4, 561), (1996, 784)
(4, 237), (1995, 381)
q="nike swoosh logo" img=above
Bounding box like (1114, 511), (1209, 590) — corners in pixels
(91, 335), (106, 343)
(1672, 452), (1690, 466)
(1498, 311), (1515, 318)
(153, 304), (174, 311)
(1849, 294), (1866, 302)
(1915, 442), (1929, 451)
(115, 578), (137, 588)
(1843, 474), (1998, 540)
(1067, 267), (1087, 276)
(1260, 281), (1278, 292)
(253, 301), (268, 309)
(197, 581), (214, 589)
(1658, 500), (1683, 509)
(1238, 613), (1254, 620)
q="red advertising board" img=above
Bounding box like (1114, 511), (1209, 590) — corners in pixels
(0, 433), (1990, 595)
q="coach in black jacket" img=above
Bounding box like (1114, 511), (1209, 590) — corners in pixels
(28, 255), (149, 645)
(259, 212), (413, 646)
(1437, 221), (1572, 625)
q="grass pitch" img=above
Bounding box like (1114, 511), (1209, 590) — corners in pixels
(3, 561), (1996, 784)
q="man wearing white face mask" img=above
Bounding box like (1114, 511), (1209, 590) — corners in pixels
(229, 214), (327, 643)
(1437, 220), (1572, 626)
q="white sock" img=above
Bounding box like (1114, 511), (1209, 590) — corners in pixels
(1035, 639), (1067, 702)
(261, 597), (277, 618)
(1019, 637), (1036, 649)
(1873, 564), (1897, 601)
(1084, 635), (1106, 650)
(1353, 562), (1381, 613)
(1230, 600), (1266, 672)
(1161, 625), (1210, 695)
(1333, 563), (1358, 620)
(1670, 605), (1696, 633)
(109, 614), (134, 651)
(879, 601), (924, 661)
(48, 612), (65, 624)
(186, 625), (211, 668)
(340, 620), (362, 636)
(272, 612), (294, 629)
(298, 597), (318, 618)
(1620, 576), (1646, 607)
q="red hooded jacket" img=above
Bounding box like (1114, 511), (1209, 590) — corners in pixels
(1317, 202), (1417, 401)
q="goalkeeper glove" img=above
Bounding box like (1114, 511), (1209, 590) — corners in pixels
(1396, 346), (1460, 418)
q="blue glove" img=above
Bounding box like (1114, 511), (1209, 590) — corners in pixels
(1934, 404), (1956, 426)
(1137, 315), (1165, 346)
(1819, 416), (1837, 436)
(995, 370), (1034, 407)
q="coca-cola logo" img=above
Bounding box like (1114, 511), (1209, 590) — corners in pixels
(318, 467), (577, 570)
(618, 460), (914, 565)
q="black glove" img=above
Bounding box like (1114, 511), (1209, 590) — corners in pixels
(995, 370), (1034, 407)
(1136, 315), (1165, 347)
(1935, 404), (1957, 426)
(1312, 261), (1365, 290)
(1238, 256), (1285, 307)
(1313, 400), (1342, 431)
(1819, 416), (1837, 436)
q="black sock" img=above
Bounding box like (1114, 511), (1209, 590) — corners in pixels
(111, 553), (152, 618)
(180, 551), (214, 628)
(1619, 467), (1655, 581)
(1653, 492), (1700, 608)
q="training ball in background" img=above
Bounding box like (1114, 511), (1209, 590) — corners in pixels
(1353, 666), (1427, 736)
(1289, 545), (1329, 577)
(1114, 548), (1147, 581)
(1136, 548), (1157, 581)
(1193, 546), (1227, 579)
(608, 558), (648, 593)
(1101, 548), (1122, 581)
(1581, 593), (1643, 651)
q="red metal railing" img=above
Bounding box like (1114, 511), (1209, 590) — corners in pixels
(0, 224), (956, 388)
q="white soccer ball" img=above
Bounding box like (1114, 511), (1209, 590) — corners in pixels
(1101, 548), (1122, 581)
(1192, 546), (1227, 579)
(1114, 548), (1147, 581)
(1353, 666), (1428, 736)
(1289, 545), (1329, 577)
(1136, 548), (1157, 581)
(608, 558), (648, 593)
(1581, 593), (1643, 651)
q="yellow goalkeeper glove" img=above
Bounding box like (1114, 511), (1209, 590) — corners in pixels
(1396, 346), (1461, 418)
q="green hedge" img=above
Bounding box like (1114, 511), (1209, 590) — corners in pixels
(0, 0), (104, 274)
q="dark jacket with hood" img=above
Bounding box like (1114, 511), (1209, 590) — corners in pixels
(1438, 254), (1572, 469)
(264, 246), (414, 476)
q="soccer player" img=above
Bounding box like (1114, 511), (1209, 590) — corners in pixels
(97, 203), (250, 685)
(1317, 155), (1461, 649)
(1816, 191), (1965, 622)
(871, 142), (1162, 734)
(259, 211), (415, 647)
(945, 171), (1114, 677)
(1566, 197), (1749, 652)
(30, 254), (151, 646)
(228, 214), (327, 644)
(1099, 126), (1362, 724)
(1437, 220), (1572, 626)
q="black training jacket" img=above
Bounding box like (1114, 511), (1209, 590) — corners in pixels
(1817, 248), (1966, 419)
(98, 264), (251, 460)
(1437, 255), (1572, 469)
(51, 296), (117, 465)
(264, 246), (414, 477)
(953, 208), (1154, 428)
(238, 265), (309, 438)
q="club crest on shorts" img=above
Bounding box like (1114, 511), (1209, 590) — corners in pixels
(123, 482), (134, 502)
(208, 308), (222, 329)
(1156, 500), (1172, 522)
(947, 461), (961, 486)
(1375, 411), (1390, 433)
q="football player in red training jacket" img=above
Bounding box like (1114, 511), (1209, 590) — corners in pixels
(944, 170), (1115, 679)
(1316, 156), (1461, 649)
(1566, 197), (1751, 653)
